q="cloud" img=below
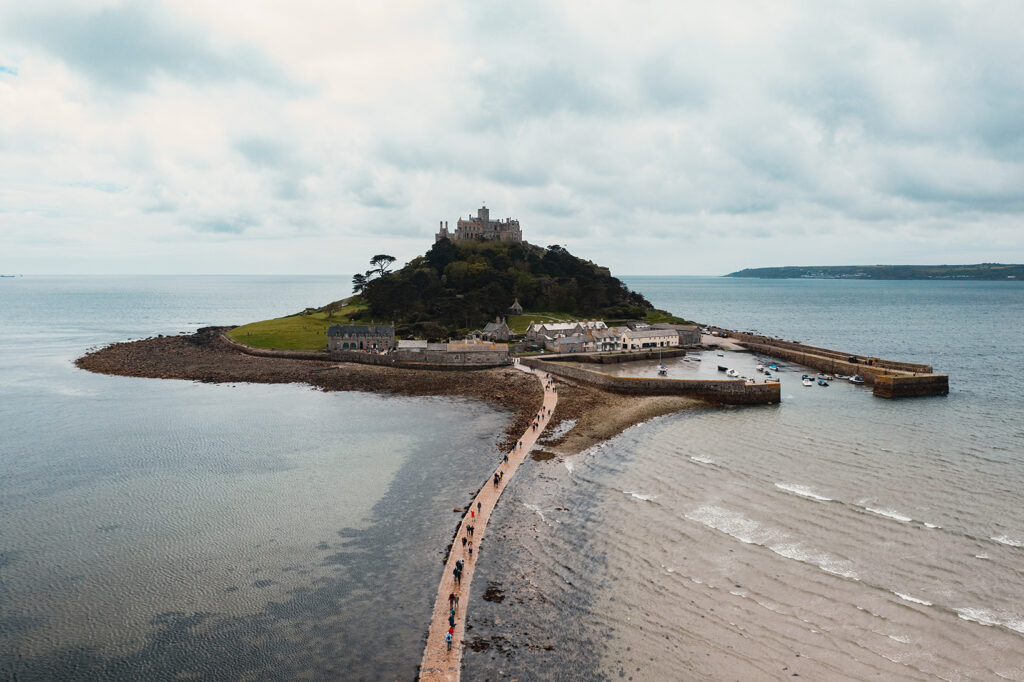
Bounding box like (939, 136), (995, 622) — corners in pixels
(2, 0), (1023, 275)
(6, 2), (296, 92)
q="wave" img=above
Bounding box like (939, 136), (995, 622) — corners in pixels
(892, 591), (933, 606)
(775, 482), (832, 502)
(887, 634), (911, 644)
(624, 491), (656, 501)
(769, 542), (859, 580)
(865, 507), (913, 523)
(991, 535), (1024, 548)
(689, 455), (715, 465)
(924, 522), (941, 529)
(955, 608), (1024, 635)
(686, 505), (858, 580)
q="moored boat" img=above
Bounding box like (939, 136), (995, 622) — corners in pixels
(802, 378), (814, 386)
(727, 369), (739, 377)
(718, 365), (728, 372)
(756, 364), (764, 373)
(818, 379), (829, 386)
(849, 375), (865, 384)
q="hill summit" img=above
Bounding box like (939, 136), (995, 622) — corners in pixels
(357, 239), (659, 338)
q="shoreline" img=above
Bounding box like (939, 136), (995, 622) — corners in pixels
(75, 328), (706, 457)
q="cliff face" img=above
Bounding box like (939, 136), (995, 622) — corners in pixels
(358, 240), (654, 336)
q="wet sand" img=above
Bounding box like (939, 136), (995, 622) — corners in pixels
(76, 328), (704, 457)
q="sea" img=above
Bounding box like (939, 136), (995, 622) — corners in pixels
(2, 275), (1023, 681)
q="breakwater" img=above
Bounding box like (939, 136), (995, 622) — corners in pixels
(520, 357), (779, 405)
(711, 329), (949, 398)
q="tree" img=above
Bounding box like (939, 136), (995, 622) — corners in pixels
(351, 272), (368, 293)
(369, 254), (396, 278)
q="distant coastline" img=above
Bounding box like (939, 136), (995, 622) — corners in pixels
(726, 263), (1023, 280)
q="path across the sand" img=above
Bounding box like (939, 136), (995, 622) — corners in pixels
(418, 367), (557, 681)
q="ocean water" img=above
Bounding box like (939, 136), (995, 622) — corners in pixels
(4, 276), (1023, 681)
(0, 276), (513, 681)
(465, 277), (1024, 680)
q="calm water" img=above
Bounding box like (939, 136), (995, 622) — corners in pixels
(0, 276), (513, 681)
(466, 277), (1024, 680)
(3, 276), (1023, 681)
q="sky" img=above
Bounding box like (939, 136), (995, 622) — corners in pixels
(2, 0), (1023, 276)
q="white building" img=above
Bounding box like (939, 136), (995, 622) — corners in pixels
(620, 328), (679, 351)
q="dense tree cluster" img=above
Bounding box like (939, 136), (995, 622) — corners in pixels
(354, 240), (653, 338)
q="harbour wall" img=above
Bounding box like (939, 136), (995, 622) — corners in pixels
(725, 335), (948, 398)
(520, 357), (780, 405)
(554, 349), (689, 364)
(721, 331), (933, 373)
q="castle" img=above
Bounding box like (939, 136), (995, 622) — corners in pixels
(435, 205), (522, 243)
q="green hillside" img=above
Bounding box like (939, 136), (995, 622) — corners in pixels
(357, 240), (678, 338)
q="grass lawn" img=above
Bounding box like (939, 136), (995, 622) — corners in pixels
(227, 302), (368, 350)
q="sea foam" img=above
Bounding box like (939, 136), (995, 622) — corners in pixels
(865, 507), (913, 523)
(775, 482), (832, 502)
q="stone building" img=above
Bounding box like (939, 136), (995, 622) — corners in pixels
(327, 324), (395, 351)
(478, 316), (511, 342)
(525, 320), (607, 341)
(620, 328), (679, 351)
(395, 339), (509, 366)
(508, 298), (523, 316)
(435, 205), (522, 243)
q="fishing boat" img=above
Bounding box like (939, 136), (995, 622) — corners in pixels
(849, 375), (865, 384)
(718, 365), (728, 372)
(768, 364), (779, 371)
(817, 379), (829, 386)
(835, 374), (849, 380)
(727, 369), (739, 378)
(802, 378), (814, 387)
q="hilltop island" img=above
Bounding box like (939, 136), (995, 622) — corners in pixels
(77, 205), (719, 458)
(726, 263), (1023, 280)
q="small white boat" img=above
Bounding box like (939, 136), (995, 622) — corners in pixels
(658, 364), (668, 376)
(835, 374), (849, 380)
(727, 369), (739, 378)
(756, 364), (764, 372)
(849, 375), (865, 384)
(802, 378), (814, 386)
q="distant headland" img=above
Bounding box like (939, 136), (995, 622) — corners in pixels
(726, 264), (1023, 280)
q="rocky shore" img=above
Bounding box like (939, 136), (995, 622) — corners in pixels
(76, 327), (704, 456)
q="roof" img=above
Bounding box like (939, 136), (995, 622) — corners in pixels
(482, 321), (509, 332)
(622, 329), (675, 340)
(553, 335), (586, 344)
(328, 324), (394, 337)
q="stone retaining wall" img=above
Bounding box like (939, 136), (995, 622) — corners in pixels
(552, 349), (689, 364)
(220, 335), (509, 371)
(521, 357), (779, 405)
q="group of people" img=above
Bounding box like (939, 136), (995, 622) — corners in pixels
(446, 555), (468, 651)
(441, 370), (556, 656)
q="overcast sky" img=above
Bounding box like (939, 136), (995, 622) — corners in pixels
(2, 1), (1023, 276)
